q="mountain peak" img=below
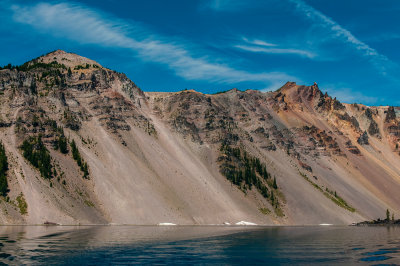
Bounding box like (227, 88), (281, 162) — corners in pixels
(277, 81), (323, 103)
(277, 81), (297, 92)
(47, 49), (68, 56)
(36, 50), (103, 69)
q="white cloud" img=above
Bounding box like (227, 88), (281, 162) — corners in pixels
(235, 36), (316, 58)
(10, 2), (296, 87)
(288, 0), (396, 76)
(242, 37), (276, 47)
(365, 33), (400, 43)
(11, 3), (135, 48)
(235, 45), (316, 58)
(201, 0), (246, 11)
(204, 0), (398, 78)
(324, 87), (378, 105)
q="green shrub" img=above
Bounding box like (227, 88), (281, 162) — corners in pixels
(301, 172), (356, 212)
(16, 193), (28, 215)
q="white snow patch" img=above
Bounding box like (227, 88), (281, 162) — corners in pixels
(158, 223), (177, 226)
(319, 223), (333, 226)
(223, 222), (231, 225)
(235, 221), (257, 226)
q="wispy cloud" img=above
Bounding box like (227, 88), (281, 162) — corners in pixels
(242, 37), (276, 47)
(9, 2), (296, 86)
(201, 0), (246, 11)
(288, 0), (396, 77)
(205, 0), (398, 77)
(235, 45), (316, 58)
(364, 33), (400, 43)
(235, 37), (316, 59)
(11, 3), (135, 48)
(323, 86), (379, 105)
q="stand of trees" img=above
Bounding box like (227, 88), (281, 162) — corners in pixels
(54, 133), (68, 154)
(70, 140), (89, 179)
(0, 61), (66, 72)
(0, 142), (9, 196)
(21, 136), (53, 179)
(219, 143), (281, 211)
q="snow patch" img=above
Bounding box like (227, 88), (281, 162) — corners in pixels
(319, 223), (333, 226)
(235, 221), (257, 226)
(158, 223), (177, 226)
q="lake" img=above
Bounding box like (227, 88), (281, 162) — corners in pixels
(0, 225), (399, 265)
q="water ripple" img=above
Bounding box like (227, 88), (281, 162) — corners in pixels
(0, 226), (398, 264)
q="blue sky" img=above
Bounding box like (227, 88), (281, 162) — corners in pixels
(0, 0), (399, 105)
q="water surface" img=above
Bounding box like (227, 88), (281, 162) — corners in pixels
(0, 225), (399, 265)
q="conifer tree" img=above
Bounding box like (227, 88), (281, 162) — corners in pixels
(273, 177), (278, 189)
(58, 135), (68, 154)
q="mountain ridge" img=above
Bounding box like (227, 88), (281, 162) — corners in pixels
(0, 50), (399, 225)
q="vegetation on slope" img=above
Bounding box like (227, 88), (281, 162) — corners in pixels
(54, 133), (68, 154)
(0, 142), (9, 196)
(219, 143), (284, 216)
(324, 187), (355, 212)
(16, 193), (28, 215)
(48, 120), (69, 154)
(74, 63), (99, 70)
(21, 136), (54, 179)
(19, 61), (67, 72)
(299, 171), (355, 212)
(0, 61), (66, 72)
(70, 139), (89, 179)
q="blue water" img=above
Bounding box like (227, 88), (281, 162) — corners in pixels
(0, 225), (399, 265)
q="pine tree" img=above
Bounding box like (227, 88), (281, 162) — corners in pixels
(386, 209), (390, 221)
(82, 162), (89, 179)
(58, 135), (68, 154)
(273, 177), (278, 189)
(70, 139), (80, 162)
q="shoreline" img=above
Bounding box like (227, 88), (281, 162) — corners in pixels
(0, 223), (357, 227)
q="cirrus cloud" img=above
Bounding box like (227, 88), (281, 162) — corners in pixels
(9, 1), (297, 87)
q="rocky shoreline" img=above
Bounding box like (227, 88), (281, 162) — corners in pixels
(355, 219), (400, 226)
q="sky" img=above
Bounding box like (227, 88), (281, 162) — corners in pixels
(0, 0), (399, 105)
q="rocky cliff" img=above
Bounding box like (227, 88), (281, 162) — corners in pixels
(0, 50), (398, 225)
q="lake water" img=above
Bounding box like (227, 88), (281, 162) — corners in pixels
(0, 225), (399, 265)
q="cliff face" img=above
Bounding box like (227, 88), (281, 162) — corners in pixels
(0, 50), (399, 225)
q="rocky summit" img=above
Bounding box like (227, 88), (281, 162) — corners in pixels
(0, 50), (399, 225)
